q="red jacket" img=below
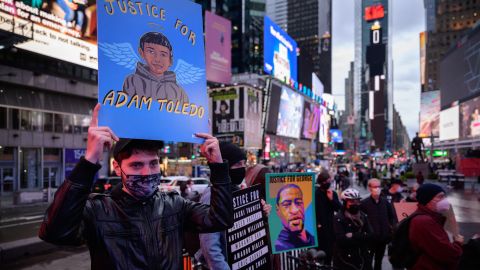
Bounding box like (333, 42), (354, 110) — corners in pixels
(409, 205), (463, 270)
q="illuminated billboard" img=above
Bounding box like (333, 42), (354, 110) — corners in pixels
(0, 0), (97, 69)
(263, 16), (298, 83)
(205, 11), (232, 84)
(276, 86), (303, 138)
(319, 105), (330, 143)
(439, 106), (459, 141)
(420, 32), (426, 89)
(312, 73), (324, 97)
(419, 90), (440, 137)
(329, 129), (343, 143)
(365, 4), (385, 21)
(460, 96), (480, 139)
(302, 101), (320, 139)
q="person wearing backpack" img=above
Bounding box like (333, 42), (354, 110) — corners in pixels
(408, 183), (464, 269)
(333, 188), (373, 270)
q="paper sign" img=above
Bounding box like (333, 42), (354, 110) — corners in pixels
(393, 202), (418, 222)
(97, 0), (208, 143)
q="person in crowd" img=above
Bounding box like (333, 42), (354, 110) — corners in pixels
(358, 168), (365, 187)
(333, 188), (373, 270)
(409, 183), (464, 270)
(195, 142), (246, 270)
(459, 234), (480, 270)
(406, 183), (420, 203)
(180, 179), (200, 202)
(315, 169), (342, 265)
(382, 179), (405, 203)
(416, 171), (425, 185)
(361, 178), (397, 270)
(38, 104), (233, 269)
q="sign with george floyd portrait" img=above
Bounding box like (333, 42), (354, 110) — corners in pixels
(266, 172), (317, 254)
(97, 0), (208, 143)
(226, 185), (271, 270)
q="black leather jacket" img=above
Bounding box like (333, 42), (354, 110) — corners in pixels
(39, 157), (233, 270)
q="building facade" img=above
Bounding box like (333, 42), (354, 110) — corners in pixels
(423, 0), (480, 92)
(354, 0), (393, 152)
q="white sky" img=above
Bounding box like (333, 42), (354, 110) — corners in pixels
(332, 0), (425, 139)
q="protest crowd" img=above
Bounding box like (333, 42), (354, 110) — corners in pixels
(37, 103), (480, 270)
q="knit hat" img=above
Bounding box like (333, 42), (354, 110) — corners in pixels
(416, 183), (445, 205)
(219, 142), (246, 166)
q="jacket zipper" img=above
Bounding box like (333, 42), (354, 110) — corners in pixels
(143, 202), (158, 268)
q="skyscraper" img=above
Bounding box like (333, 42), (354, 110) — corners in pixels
(423, 0), (480, 92)
(354, 0), (393, 151)
(287, 0), (332, 93)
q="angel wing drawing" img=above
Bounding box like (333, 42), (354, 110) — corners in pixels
(99, 42), (205, 86)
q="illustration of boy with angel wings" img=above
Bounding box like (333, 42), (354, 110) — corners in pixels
(100, 31), (205, 105)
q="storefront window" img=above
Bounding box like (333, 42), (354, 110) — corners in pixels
(0, 107), (6, 129)
(0, 147), (16, 193)
(44, 113), (53, 132)
(54, 114), (63, 133)
(32, 111), (43, 131)
(20, 110), (32, 130)
(10, 108), (19, 129)
(20, 148), (41, 190)
(43, 148), (62, 188)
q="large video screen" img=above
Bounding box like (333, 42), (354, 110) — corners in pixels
(276, 86), (303, 138)
(419, 90), (440, 137)
(319, 105), (330, 143)
(205, 11), (232, 84)
(439, 106), (459, 141)
(263, 16), (297, 83)
(302, 101), (320, 139)
(460, 96), (480, 139)
(0, 0), (97, 69)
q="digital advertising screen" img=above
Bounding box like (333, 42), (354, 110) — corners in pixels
(312, 73), (324, 97)
(319, 105), (330, 143)
(460, 96), (480, 139)
(0, 0), (98, 69)
(302, 102), (320, 139)
(329, 129), (343, 143)
(263, 16), (297, 83)
(419, 90), (440, 138)
(205, 11), (232, 84)
(365, 4), (385, 21)
(439, 106), (459, 141)
(276, 86), (304, 139)
(210, 87), (244, 146)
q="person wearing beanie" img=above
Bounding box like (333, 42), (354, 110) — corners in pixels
(409, 183), (464, 270)
(314, 169), (342, 266)
(196, 142), (246, 270)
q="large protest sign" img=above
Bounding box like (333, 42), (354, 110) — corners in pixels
(266, 173), (317, 254)
(97, 0), (208, 143)
(393, 202), (418, 222)
(226, 185), (271, 270)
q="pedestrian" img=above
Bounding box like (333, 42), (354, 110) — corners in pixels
(358, 168), (365, 187)
(38, 104), (234, 269)
(195, 142), (246, 270)
(416, 171), (425, 185)
(382, 179), (405, 203)
(459, 234), (480, 270)
(315, 169), (342, 266)
(409, 183), (464, 270)
(333, 188), (373, 270)
(361, 178), (397, 270)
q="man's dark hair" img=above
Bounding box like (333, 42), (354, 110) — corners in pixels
(139, 32), (173, 57)
(114, 140), (162, 164)
(276, 184), (303, 205)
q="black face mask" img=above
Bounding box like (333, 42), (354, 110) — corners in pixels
(320, 182), (331, 190)
(347, 205), (360, 215)
(229, 168), (245, 185)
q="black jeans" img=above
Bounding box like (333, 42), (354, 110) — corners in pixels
(368, 241), (387, 270)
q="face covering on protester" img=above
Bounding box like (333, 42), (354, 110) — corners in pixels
(122, 171), (161, 200)
(347, 204), (360, 215)
(229, 167), (246, 185)
(320, 182), (331, 190)
(436, 198), (450, 213)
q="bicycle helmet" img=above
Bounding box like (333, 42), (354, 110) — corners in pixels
(341, 188), (361, 200)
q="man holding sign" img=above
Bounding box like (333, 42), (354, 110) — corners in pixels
(38, 104), (233, 270)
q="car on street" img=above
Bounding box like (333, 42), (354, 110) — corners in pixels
(159, 176), (210, 194)
(92, 176), (122, 193)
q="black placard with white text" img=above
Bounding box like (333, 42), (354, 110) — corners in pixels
(226, 185), (271, 270)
